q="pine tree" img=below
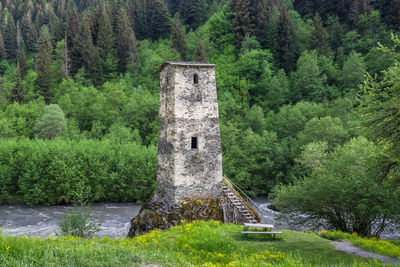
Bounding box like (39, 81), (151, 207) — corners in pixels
(231, 0), (272, 48)
(179, 0), (207, 30)
(4, 12), (17, 59)
(67, 9), (80, 49)
(20, 9), (38, 52)
(116, 7), (137, 73)
(0, 32), (6, 60)
(71, 15), (95, 75)
(97, 7), (115, 57)
(277, 7), (296, 72)
(72, 15), (103, 84)
(252, 0), (272, 49)
(194, 40), (207, 62)
(166, 0), (180, 16)
(16, 21), (23, 56)
(379, 0), (400, 29)
(36, 25), (53, 103)
(52, 17), (66, 43)
(310, 13), (330, 54)
(171, 13), (186, 60)
(147, 0), (171, 40)
(97, 6), (117, 79)
(349, 0), (371, 25)
(17, 48), (27, 77)
(11, 63), (25, 103)
(131, 0), (149, 40)
(62, 33), (70, 79)
(231, 0), (252, 47)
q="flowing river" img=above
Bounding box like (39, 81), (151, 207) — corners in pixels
(0, 201), (399, 239)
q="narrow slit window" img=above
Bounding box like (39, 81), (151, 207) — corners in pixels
(191, 137), (198, 149)
(193, 73), (199, 84)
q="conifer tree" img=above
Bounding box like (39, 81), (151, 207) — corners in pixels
(310, 13), (330, 54)
(252, 0), (272, 49)
(116, 7), (137, 73)
(194, 40), (207, 62)
(171, 13), (186, 60)
(67, 9), (80, 49)
(147, 0), (171, 40)
(16, 21), (23, 56)
(231, 0), (272, 48)
(0, 33), (6, 60)
(97, 7), (115, 57)
(97, 6), (117, 79)
(179, 0), (207, 30)
(166, 0), (180, 16)
(388, 0), (400, 30)
(11, 63), (25, 103)
(36, 25), (53, 103)
(52, 17), (66, 43)
(4, 12), (17, 59)
(131, 0), (149, 39)
(70, 15), (95, 75)
(231, 0), (252, 47)
(277, 7), (296, 71)
(62, 33), (70, 79)
(349, 0), (371, 25)
(377, 0), (400, 30)
(17, 48), (27, 77)
(20, 9), (38, 52)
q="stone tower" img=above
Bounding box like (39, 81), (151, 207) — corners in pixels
(157, 61), (223, 203)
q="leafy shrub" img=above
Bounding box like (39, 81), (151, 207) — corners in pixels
(59, 207), (101, 238)
(0, 138), (157, 205)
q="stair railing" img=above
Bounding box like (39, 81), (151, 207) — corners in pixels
(223, 176), (264, 218)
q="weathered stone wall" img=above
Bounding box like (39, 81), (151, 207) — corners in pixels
(156, 64), (223, 203)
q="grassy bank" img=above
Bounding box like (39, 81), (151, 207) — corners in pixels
(321, 230), (400, 259)
(0, 221), (394, 266)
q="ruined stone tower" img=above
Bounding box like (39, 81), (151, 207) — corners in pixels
(157, 61), (223, 203)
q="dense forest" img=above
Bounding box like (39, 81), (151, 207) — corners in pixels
(0, 0), (399, 236)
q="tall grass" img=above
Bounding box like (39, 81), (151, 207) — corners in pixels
(1, 222), (395, 266)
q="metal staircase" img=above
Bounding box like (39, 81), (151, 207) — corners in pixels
(222, 177), (262, 224)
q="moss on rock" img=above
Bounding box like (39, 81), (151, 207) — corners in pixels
(127, 195), (223, 237)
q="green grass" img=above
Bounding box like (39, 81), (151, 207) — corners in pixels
(320, 230), (400, 259)
(0, 221), (396, 266)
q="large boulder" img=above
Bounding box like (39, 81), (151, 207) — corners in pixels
(127, 194), (223, 237)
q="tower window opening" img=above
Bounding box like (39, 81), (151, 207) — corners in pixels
(191, 137), (198, 149)
(194, 73), (199, 84)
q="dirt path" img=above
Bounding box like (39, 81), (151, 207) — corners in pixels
(333, 241), (399, 265)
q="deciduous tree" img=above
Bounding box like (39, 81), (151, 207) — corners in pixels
(35, 104), (67, 139)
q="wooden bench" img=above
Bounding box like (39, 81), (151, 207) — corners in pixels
(241, 223), (283, 238)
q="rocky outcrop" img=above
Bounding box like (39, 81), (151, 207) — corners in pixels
(127, 194), (223, 237)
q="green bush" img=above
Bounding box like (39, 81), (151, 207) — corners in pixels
(273, 137), (400, 237)
(59, 207), (101, 238)
(0, 138), (157, 205)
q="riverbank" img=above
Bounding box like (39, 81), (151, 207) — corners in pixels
(1, 220), (396, 266)
(0, 203), (141, 237)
